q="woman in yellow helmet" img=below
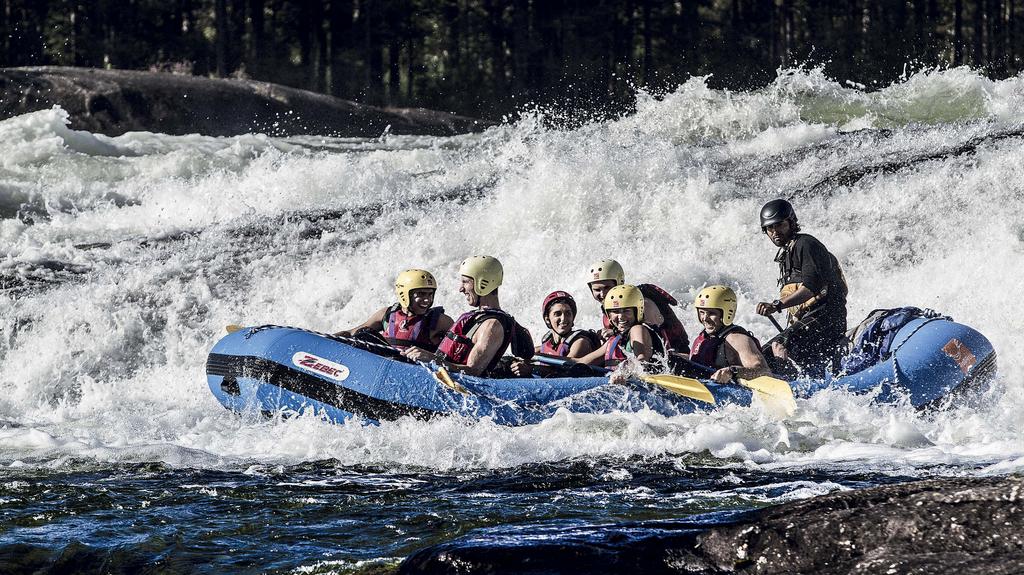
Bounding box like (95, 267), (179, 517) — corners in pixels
(335, 268), (454, 353)
(690, 285), (771, 383)
(585, 259), (690, 353)
(577, 284), (665, 373)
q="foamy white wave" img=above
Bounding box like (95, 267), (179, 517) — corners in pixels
(0, 67), (1023, 474)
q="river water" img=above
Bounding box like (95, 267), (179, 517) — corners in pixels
(1, 67), (1023, 573)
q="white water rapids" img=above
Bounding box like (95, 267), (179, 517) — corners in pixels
(1, 67), (1023, 482)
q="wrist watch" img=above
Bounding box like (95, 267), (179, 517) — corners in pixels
(771, 299), (783, 312)
(729, 366), (739, 383)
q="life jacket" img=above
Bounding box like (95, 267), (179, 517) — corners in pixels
(540, 329), (601, 357)
(690, 324), (760, 369)
(435, 309), (515, 375)
(380, 304), (445, 351)
(604, 323), (665, 367)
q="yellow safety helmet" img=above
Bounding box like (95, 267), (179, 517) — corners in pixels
(395, 269), (437, 309)
(694, 285), (737, 326)
(602, 284), (644, 320)
(587, 259), (625, 286)
(459, 255), (503, 296)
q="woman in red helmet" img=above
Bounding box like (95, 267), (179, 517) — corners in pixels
(536, 291), (600, 359)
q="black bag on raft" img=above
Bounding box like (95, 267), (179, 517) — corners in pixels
(841, 307), (948, 375)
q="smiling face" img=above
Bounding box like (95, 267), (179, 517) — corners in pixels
(589, 280), (617, 304)
(697, 307), (724, 335)
(763, 219), (793, 247)
(546, 302), (576, 336)
(407, 288), (436, 315)
(459, 275), (479, 306)
(605, 308), (637, 333)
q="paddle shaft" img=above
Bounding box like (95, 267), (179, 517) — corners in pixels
(760, 306), (824, 354)
(533, 354), (716, 404)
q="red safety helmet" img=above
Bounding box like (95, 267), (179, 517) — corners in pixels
(542, 291), (578, 327)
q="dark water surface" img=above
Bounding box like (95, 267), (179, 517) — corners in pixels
(0, 457), (929, 574)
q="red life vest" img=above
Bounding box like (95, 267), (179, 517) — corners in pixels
(689, 324), (759, 369)
(603, 323), (665, 366)
(434, 309), (514, 375)
(540, 329), (600, 357)
(380, 304), (444, 352)
(637, 283), (690, 354)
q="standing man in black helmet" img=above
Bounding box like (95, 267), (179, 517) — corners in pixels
(755, 199), (849, 378)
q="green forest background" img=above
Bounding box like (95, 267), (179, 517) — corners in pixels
(2, 0), (1022, 119)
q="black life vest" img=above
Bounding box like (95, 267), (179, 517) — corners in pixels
(434, 309), (516, 375)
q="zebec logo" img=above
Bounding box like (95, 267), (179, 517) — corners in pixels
(292, 352), (350, 381)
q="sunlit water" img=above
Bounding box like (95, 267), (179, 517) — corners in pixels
(1, 67), (1023, 573)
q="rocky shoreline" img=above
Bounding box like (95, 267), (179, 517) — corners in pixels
(399, 475), (1024, 574)
(0, 66), (492, 138)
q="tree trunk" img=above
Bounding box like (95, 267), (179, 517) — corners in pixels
(642, 0), (652, 83)
(215, 0), (228, 76)
(388, 37), (400, 104)
(681, 0), (700, 72)
(510, 0), (533, 97)
(927, 0), (940, 60)
(954, 0), (964, 64)
(247, 0), (263, 78)
(1009, 0), (1016, 73)
(913, 0), (926, 60)
(0, 0), (7, 64)
(973, 0), (985, 66)
(483, 0), (507, 96)
(365, 0), (384, 103)
(329, 0), (354, 97)
(314, 0), (327, 92)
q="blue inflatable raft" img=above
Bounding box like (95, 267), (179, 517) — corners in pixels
(206, 315), (995, 426)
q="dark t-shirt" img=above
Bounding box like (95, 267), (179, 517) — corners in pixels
(776, 233), (848, 330)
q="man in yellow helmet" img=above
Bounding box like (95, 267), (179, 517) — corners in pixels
(585, 259), (690, 353)
(690, 285), (770, 384)
(335, 269), (454, 353)
(403, 255), (533, 377)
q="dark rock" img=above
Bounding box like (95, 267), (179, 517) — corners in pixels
(399, 476), (1024, 574)
(0, 66), (494, 137)
(698, 475), (1024, 574)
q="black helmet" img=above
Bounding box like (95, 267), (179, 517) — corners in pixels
(760, 199), (796, 230)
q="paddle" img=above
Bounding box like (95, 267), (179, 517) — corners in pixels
(532, 354), (716, 405)
(424, 362), (468, 394)
(760, 306), (823, 355)
(676, 355), (796, 416)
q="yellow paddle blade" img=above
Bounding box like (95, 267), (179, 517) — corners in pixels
(739, 375), (796, 417)
(640, 374), (716, 405)
(225, 324), (244, 334)
(433, 366), (469, 394)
